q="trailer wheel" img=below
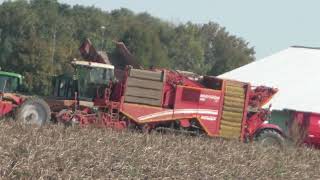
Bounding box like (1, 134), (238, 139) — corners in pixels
(256, 129), (285, 149)
(15, 97), (51, 125)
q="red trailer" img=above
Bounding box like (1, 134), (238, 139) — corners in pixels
(57, 65), (285, 146)
(288, 111), (320, 148)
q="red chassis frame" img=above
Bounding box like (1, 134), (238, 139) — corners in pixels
(0, 93), (24, 118)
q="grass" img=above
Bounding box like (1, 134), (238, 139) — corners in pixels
(0, 121), (319, 179)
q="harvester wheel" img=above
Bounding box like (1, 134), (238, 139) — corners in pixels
(256, 129), (285, 149)
(140, 124), (152, 133)
(15, 97), (51, 126)
(56, 109), (74, 126)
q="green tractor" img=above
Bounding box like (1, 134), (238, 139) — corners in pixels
(0, 70), (51, 125)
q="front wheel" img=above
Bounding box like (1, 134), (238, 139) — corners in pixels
(255, 129), (285, 149)
(15, 97), (51, 125)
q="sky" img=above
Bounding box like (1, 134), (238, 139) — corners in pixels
(3, 0), (320, 59)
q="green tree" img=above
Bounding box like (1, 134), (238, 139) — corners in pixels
(200, 22), (255, 75)
(168, 23), (208, 74)
(120, 25), (169, 68)
(0, 0), (255, 95)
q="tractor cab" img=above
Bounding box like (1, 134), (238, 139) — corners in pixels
(0, 71), (22, 93)
(52, 61), (115, 101)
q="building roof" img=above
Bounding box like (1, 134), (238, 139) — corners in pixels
(219, 46), (320, 113)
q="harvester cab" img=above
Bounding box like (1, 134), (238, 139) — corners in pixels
(49, 60), (115, 114)
(48, 38), (118, 118)
(71, 60), (115, 100)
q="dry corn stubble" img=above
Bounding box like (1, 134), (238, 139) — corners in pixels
(0, 121), (319, 179)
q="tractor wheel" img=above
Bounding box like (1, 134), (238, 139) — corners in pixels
(15, 97), (51, 125)
(256, 129), (285, 149)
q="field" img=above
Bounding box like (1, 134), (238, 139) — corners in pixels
(0, 121), (319, 179)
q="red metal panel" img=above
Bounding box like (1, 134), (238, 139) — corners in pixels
(121, 103), (173, 123)
(305, 113), (320, 146)
(289, 111), (320, 147)
(174, 86), (222, 136)
(0, 101), (14, 117)
(198, 88), (222, 136)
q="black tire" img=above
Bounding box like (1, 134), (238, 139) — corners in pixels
(15, 97), (51, 125)
(256, 129), (285, 149)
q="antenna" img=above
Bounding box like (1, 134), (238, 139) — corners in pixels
(101, 25), (106, 51)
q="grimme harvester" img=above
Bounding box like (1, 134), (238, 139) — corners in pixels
(52, 39), (285, 146)
(0, 70), (51, 125)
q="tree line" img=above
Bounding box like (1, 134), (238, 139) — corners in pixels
(0, 0), (255, 95)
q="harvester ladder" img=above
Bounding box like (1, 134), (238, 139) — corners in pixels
(109, 102), (120, 121)
(219, 81), (246, 139)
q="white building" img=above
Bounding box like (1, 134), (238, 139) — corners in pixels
(219, 46), (320, 113)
